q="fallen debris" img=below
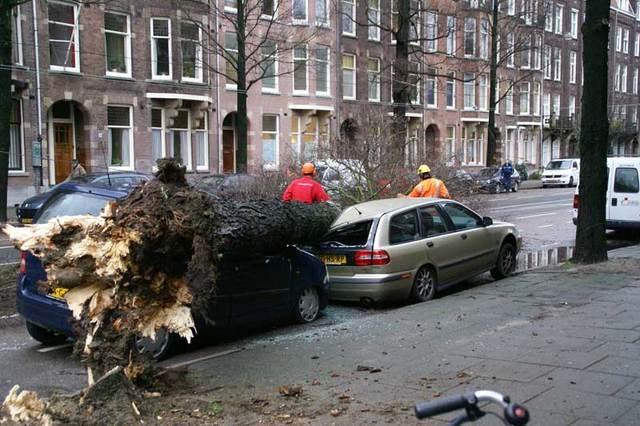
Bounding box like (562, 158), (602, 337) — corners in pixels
(1, 385), (51, 425)
(278, 385), (304, 398)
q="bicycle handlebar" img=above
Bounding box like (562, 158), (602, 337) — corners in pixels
(414, 393), (477, 419)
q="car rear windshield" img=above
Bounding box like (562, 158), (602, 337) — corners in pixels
(36, 193), (113, 223)
(546, 160), (572, 170)
(322, 220), (373, 247)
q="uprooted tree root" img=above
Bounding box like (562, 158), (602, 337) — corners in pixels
(2, 159), (339, 424)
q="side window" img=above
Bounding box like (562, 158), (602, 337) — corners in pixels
(441, 203), (480, 230)
(573, 162), (578, 169)
(614, 167), (639, 193)
(389, 210), (419, 245)
(419, 206), (448, 237)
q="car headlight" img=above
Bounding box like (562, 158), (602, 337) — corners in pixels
(486, 179), (493, 184)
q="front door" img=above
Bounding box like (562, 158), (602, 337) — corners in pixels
(222, 129), (235, 173)
(54, 123), (73, 183)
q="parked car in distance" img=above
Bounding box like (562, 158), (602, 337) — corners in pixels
(17, 182), (329, 360)
(573, 156), (640, 230)
(15, 171), (150, 224)
(474, 167), (521, 193)
(542, 159), (580, 188)
(316, 198), (520, 304)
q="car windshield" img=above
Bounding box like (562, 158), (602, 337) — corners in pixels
(546, 160), (573, 170)
(322, 220), (373, 247)
(479, 168), (498, 177)
(36, 193), (112, 224)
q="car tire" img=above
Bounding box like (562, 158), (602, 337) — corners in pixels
(292, 287), (320, 323)
(511, 182), (519, 192)
(25, 321), (68, 346)
(542, 184), (547, 188)
(568, 177), (574, 187)
(410, 266), (437, 303)
(490, 243), (517, 280)
(132, 328), (178, 361)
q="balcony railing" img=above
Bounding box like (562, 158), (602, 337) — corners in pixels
(543, 114), (576, 130)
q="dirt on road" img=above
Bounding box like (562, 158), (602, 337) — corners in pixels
(0, 265), (17, 318)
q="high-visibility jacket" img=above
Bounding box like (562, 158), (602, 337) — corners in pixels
(282, 176), (331, 204)
(408, 178), (450, 199)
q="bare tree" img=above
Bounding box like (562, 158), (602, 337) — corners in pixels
(574, 0), (610, 264)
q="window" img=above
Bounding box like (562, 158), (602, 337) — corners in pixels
(444, 126), (455, 163)
(323, 220), (373, 247)
(569, 50), (576, 83)
(568, 96), (575, 117)
(426, 12), (437, 52)
(634, 68), (638, 94)
(543, 92), (551, 117)
(195, 112), (208, 171)
(367, 58), (380, 101)
(293, 45), (308, 93)
(554, 4), (563, 34)
(368, 0), (380, 40)
(636, 32), (640, 56)
(553, 47), (561, 81)
(521, 35), (531, 68)
(48, 1), (80, 71)
(446, 72), (455, 109)
(224, 32), (238, 87)
(495, 78), (500, 114)
(419, 206), (448, 237)
(293, 0), (307, 22)
(342, 54), (356, 99)
(614, 168), (639, 193)
(9, 100), (23, 171)
(533, 35), (542, 69)
(533, 82), (541, 116)
(519, 82), (530, 115)
(478, 74), (487, 110)
(624, 28), (630, 53)
(262, 42), (278, 92)
(464, 18), (476, 56)
(479, 19), (488, 59)
(104, 13), (131, 77)
(151, 18), (171, 79)
(622, 65), (628, 92)
(615, 64), (622, 91)
(507, 33), (514, 67)
(462, 126), (483, 165)
(151, 108), (165, 165)
(570, 9), (579, 39)
(389, 210), (419, 245)
(545, 4), (553, 32)
(505, 83), (513, 115)
(169, 110), (191, 170)
(262, 115), (279, 170)
(616, 27), (623, 52)
(544, 45), (552, 79)
(316, 0), (328, 25)
(181, 22), (202, 82)
(446, 16), (456, 55)
(426, 69), (437, 107)
(342, 0), (355, 36)
(507, 0), (515, 15)
(463, 73), (475, 109)
(107, 106), (133, 168)
(552, 93), (560, 116)
(224, 0), (237, 12)
(12, 6), (22, 66)
(316, 46), (330, 95)
(262, 0), (275, 16)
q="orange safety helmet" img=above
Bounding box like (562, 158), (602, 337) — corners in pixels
(301, 162), (316, 175)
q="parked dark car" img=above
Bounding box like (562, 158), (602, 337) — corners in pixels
(17, 182), (329, 360)
(15, 171), (150, 224)
(474, 167), (521, 193)
(189, 173), (262, 197)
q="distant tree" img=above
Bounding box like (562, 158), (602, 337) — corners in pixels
(574, 0), (610, 264)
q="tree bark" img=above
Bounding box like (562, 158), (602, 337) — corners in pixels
(486, 0), (499, 166)
(574, 0), (610, 264)
(0, 5), (13, 223)
(391, 0), (410, 157)
(235, 0), (248, 173)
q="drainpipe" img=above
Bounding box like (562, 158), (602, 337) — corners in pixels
(32, 0), (44, 186)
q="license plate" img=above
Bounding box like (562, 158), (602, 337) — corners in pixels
(21, 218), (32, 224)
(49, 287), (69, 300)
(320, 255), (347, 265)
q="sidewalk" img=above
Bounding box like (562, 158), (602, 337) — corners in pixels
(163, 246), (640, 425)
(520, 180), (543, 190)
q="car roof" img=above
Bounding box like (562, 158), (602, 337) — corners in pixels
(333, 198), (441, 226)
(51, 182), (129, 198)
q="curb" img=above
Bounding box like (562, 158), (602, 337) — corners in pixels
(0, 313), (23, 329)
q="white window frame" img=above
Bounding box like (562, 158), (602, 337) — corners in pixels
(568, 96), (576, 117)
(224, 0), (238, 14)
(195, 112), (209, 171)
(293, 0), (308, 24)
(519, 82), (530, 115)
(463, 73), (475, 110)
(151, 108), (166, 170)
(12, 6), (23, 66)
(446, 71), (456, 109)
(293, 45), (308, 95)
(342, 0), (356, 36)
(168, 109), (193, 171)
(8, 99), (25, 174)
(634, 68), (639, 94)
(570, 9), (579, 39)
(316, 0), (329, 26)
(316, 46), (330, 96)
(426, 11), (437, 52)
(151, 17), (172, 80)
(478, 74), (487, 111)
(48, 0), (80, 72)
(553, 47), (561, 81)
(622, 64), (628, 92)
(545, 4), (553, 32)
(635, 32), (640, 56)
(533, 82), (541, 116)
(426, 69), (437, 107)
(342, 53), (356, 100)
(616, 27), (623, 52)
(367, 57), (381, 102)
(505, 83), (513, 115)
(261, 42), (278, 93)
(262, 114), (279, 170)
(507, 0), (515, 15)
(507, 33), (514, 67)
(104, 12), (132, 78)
(543, 92), (551, 117)
(224, 31), (238, 90)
(569, 50), (576, 84)
(554, 4), (563, 35)
(107, 105), (134, 171)
(368, 0), (380, 40)
(552, 94), (560, 117)
(521, 35), (531, 69)
(446, 16), (456, 55)
(544, 44), (552, 79)
(181, 21), (203, 83)
(479, 19), (489, 59)
(464, 17), (476, 57)
(444, 126), (455, 165)
(623, 28), (630, 54)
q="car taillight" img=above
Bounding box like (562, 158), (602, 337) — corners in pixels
(19, 251), (27, 274)
(354, 250), (390, 266)
(573, 194), (579, 209)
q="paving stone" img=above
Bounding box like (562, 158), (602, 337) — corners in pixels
(614, 378), (640, 401)
(532, 368), (635, 396)
(588, 356), (640, 378)
(560, 326), (640, 343)
(613, 402), (640, 425)
(461, 359), (554, 383)
(588, 341), (640, 360)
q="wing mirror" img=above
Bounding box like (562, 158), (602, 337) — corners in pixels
(479, 216), (493, 227)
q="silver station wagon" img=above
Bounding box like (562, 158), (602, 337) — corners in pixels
(317, 198), (521, 303)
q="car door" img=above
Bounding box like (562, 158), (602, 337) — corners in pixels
(228, 254), (291, 325)
(572, 161), (580, 185)
(439, 202), (498, 277)
(608, 165), (640, 225)
(418, 205), (458, 286)
(384, 209), (424, 276)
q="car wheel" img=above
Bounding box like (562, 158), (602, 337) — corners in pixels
(293, 287), (320, 323)
(542, 184), (547, 188)
(568, 177), (574, 187)
(511, 181), (519, 192)
(490, 243), (517, 280)
(410, 266), (437, 302)
(25, 321), (68, 345)
(132, 328), (177, 361)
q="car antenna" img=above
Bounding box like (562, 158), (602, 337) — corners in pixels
(98, 135), (112, 187)
(353, 205), (362, 215)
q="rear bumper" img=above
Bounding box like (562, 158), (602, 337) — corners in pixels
(541, 177), (571, 185)
(328, 273), (413, 302)
(16, 276), (74, 336)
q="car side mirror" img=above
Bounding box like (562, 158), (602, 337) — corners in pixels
(479, 216), (493, 227)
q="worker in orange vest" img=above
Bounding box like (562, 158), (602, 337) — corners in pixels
(282, 162), (331, 204)
(403, 164), (451, 199)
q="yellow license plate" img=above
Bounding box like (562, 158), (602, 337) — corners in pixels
(21, 218), (32, 224)
(50, 287), (69, 300)
(321, 255), (347, 265)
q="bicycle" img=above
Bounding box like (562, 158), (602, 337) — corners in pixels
(414, 390), (530, 425)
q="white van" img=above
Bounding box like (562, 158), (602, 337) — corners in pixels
(572, 157), (640, 230)
(542, 159), (580, 187)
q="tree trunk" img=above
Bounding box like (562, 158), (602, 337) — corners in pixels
(236, 0), (248, 173)
(486, 0), (499, 166)
(574, 0), (610, 264)
(391, 0), (410, 157)
(0, 6), (12, 223)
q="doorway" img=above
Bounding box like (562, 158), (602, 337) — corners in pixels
(222, 113), (236, 173)
(53, 123), (73, 182)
